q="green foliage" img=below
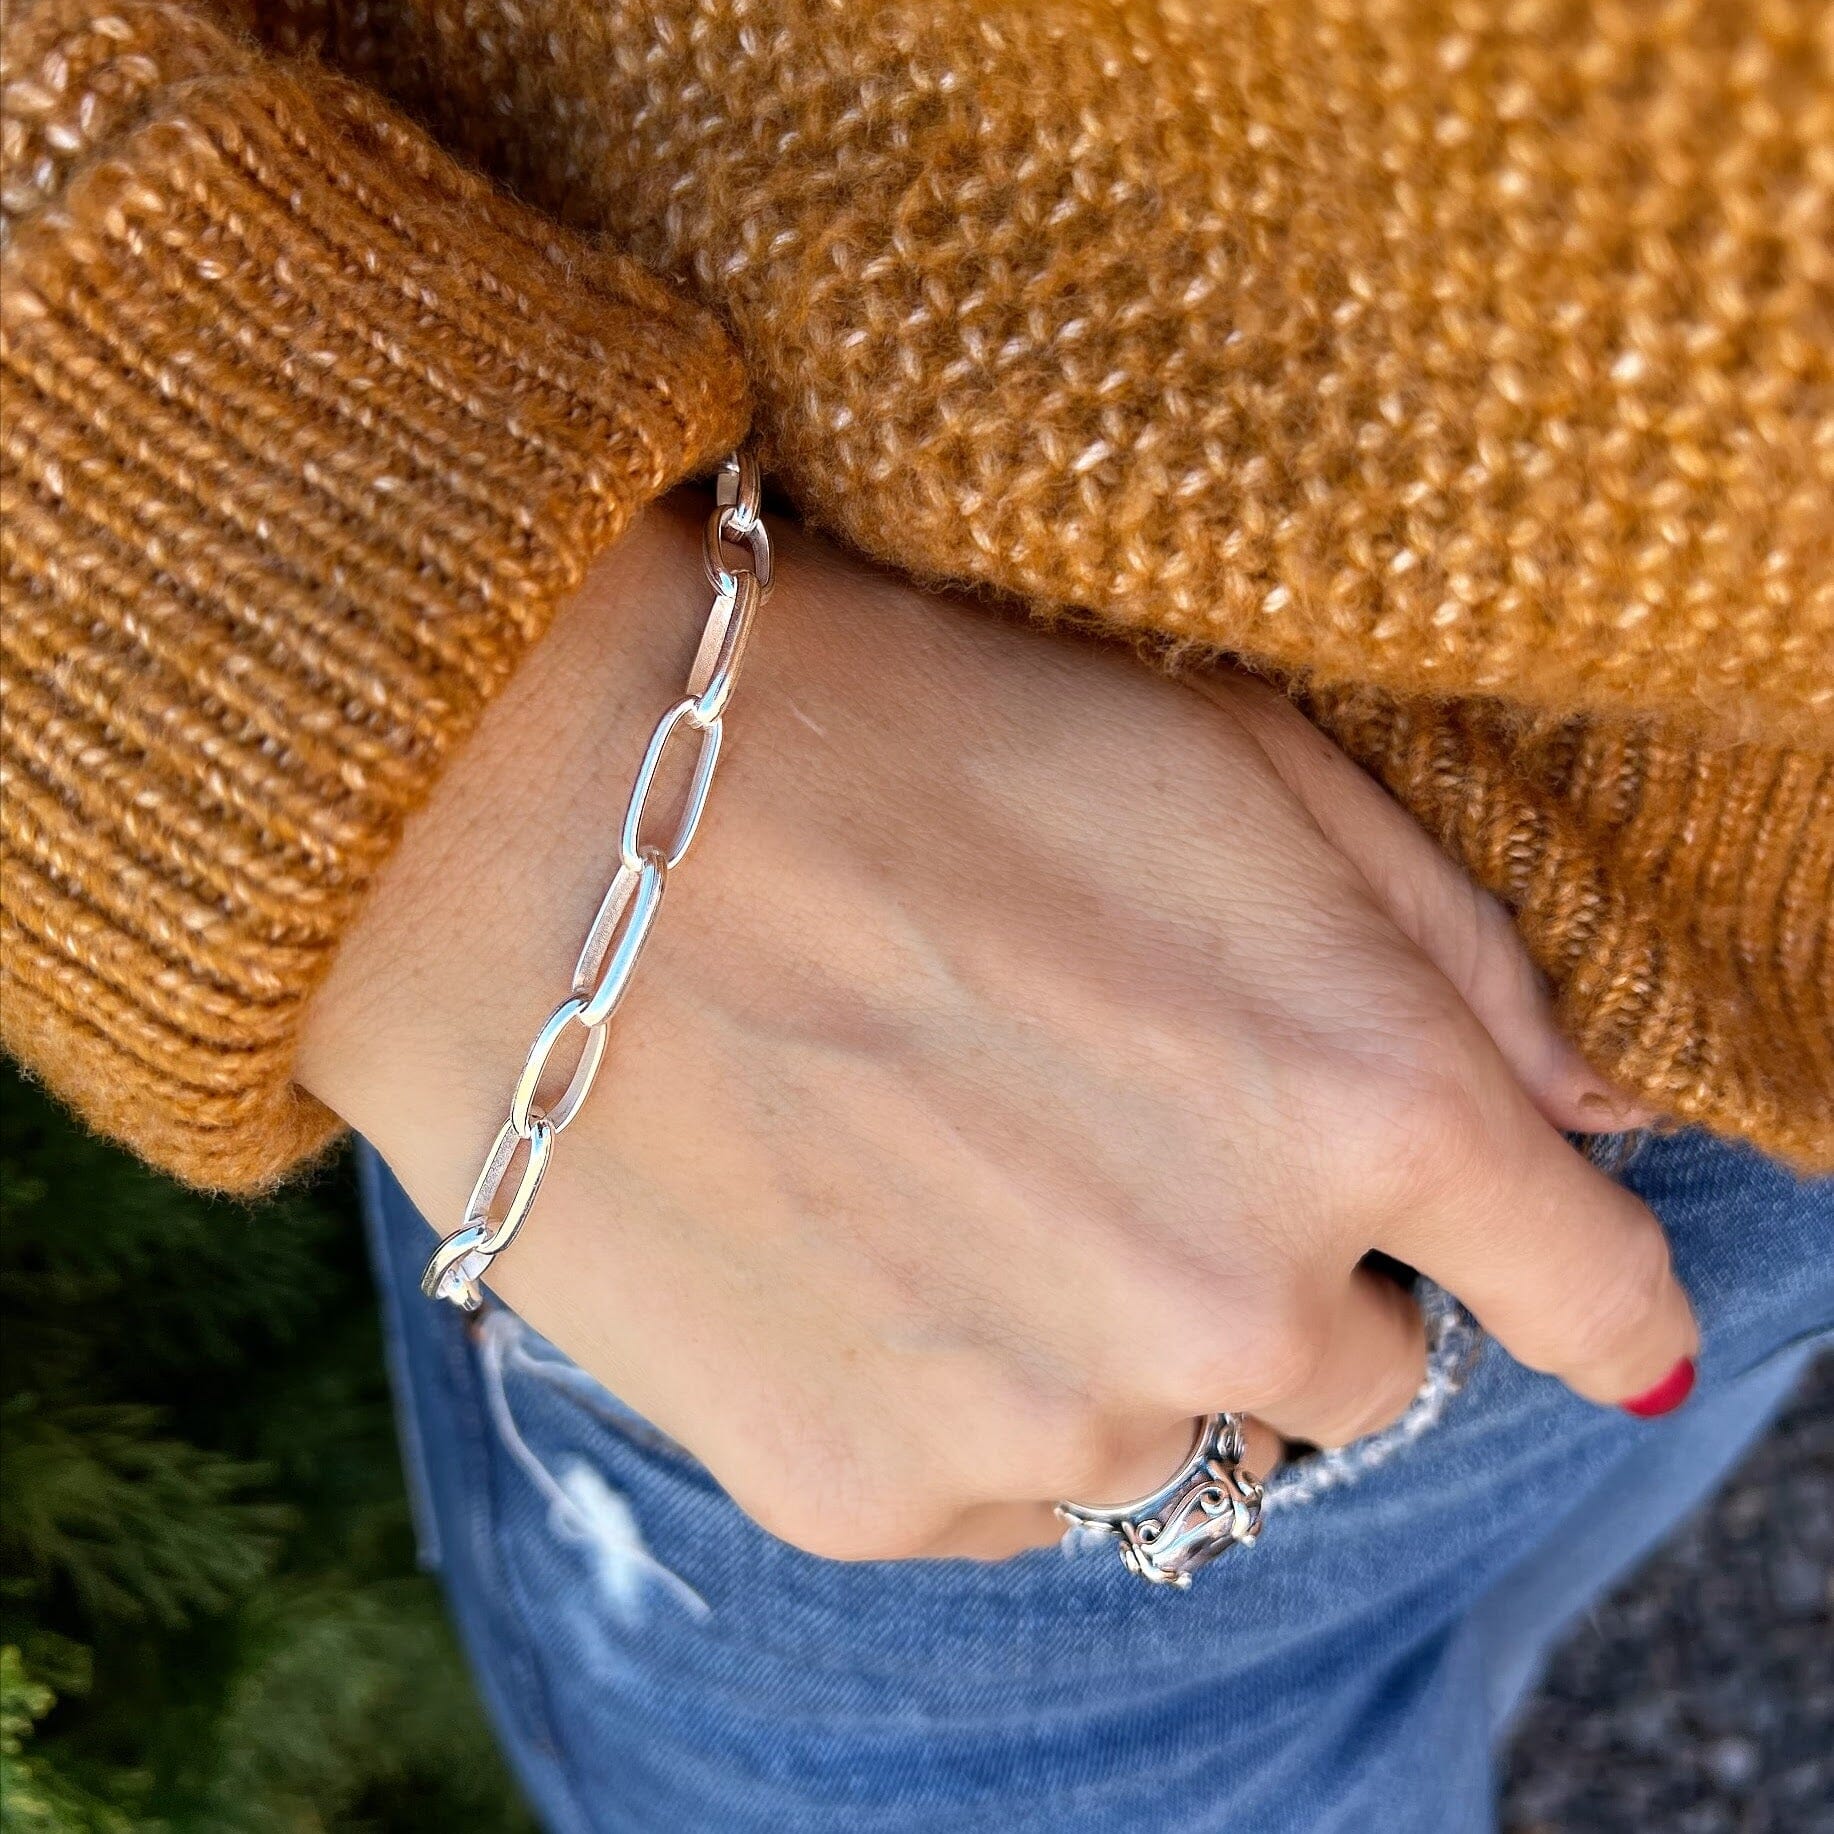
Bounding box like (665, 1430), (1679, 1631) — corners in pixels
(0, 1069), (531, 1831)
(1, 1647), (132, 1834)
(3, 1407), (283, 1629)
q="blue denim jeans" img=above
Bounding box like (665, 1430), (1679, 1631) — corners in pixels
(360, 1131), (1832, 1833)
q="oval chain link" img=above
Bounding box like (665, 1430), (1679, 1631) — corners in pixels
(703, 498), (773, 600)
(619, 698), (722, 874)
(508, 997), (606, 1137)
(571, 849), (668, 1028)
(686, 571), (763, 728)
(422, 453), (769, 1311)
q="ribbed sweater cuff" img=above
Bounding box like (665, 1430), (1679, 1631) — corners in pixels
(1, 6), (748, 1189)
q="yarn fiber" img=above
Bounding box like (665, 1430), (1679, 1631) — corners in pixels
(3, 0), (1831, 1182)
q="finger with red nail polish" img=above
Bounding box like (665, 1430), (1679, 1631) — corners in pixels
(1620, 1357), (1698, 1418)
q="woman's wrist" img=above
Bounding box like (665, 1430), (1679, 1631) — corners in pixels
(295, 493), (719, 1148)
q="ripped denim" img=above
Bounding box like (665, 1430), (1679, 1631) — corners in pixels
(359, 1131), (1832, 1834)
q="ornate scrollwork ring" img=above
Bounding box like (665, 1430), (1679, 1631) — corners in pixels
(1054, 1413), (1265, 1588)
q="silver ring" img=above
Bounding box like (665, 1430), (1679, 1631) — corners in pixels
(1055, 1413), (1265, 1588)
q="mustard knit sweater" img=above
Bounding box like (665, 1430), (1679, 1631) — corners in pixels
(3, 0), (1830, 1188)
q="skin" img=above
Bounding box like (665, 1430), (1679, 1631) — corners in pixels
(297, 495), (1695, 1564)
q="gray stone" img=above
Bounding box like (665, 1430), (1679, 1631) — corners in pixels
(1502, 1355), (1832, 1834)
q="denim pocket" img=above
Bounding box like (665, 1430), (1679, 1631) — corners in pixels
(473, 1305), (716, 1627)
(480, 1306), (705, 1471)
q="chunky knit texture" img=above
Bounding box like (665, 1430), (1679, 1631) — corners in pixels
(0, 0), (745, 1186)
(3, 0), (1831, 1183)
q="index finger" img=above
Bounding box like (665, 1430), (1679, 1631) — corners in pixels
(1379, 1019), (1697, 1414)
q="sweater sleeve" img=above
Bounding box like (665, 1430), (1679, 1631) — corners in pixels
(0, 0), (748, 1189)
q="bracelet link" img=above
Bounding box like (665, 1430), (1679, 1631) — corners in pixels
(619, 698), (723, 874)
(422, 1117), (555, 1310)
(422, 453), (769, 1311)
(571, 850), (668, 1029)
(704, 502), (774, 599)
(686, 571), (763, 728)
(508, 997), (607, 1137)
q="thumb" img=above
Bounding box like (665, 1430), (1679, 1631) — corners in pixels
(1188, 674), (1658, 1136)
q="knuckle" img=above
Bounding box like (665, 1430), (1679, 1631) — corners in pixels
(1245, 1322), (1333, 1411)
(1458, 888), (1537, 1004)
(731, 1430), (954, 1563)
(1049, 1415), (1170, 1505)
(1199, 1288), (1332, 1412)
(1366, 1058), (1498, 1206)
(1106, 1257), (1282, 1412)
(1555, 1226), (1676, 1371)
(979, 1383), (1110, 1498)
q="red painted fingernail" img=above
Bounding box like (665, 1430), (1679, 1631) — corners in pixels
(1620, 1357), (1697, 1419)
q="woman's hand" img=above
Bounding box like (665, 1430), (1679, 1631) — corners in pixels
(298, 497), (1694, 1563)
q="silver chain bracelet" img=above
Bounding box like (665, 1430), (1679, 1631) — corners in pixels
(422, 451), (772, 1312)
